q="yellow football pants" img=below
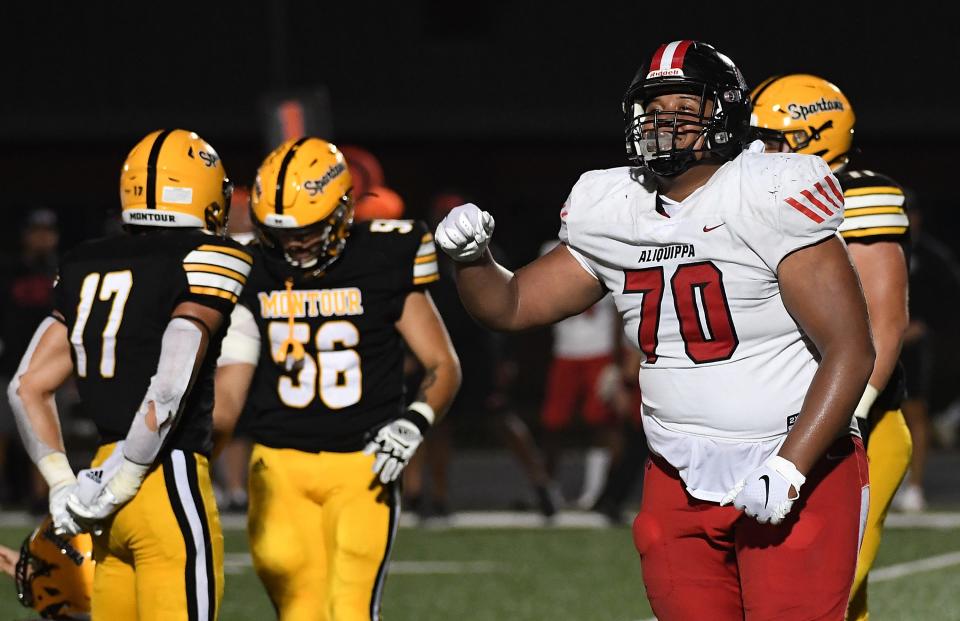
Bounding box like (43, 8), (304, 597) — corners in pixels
(89, 443), (224, 621)
(247, 444), (399, 621)
(848, 409), (912, 621)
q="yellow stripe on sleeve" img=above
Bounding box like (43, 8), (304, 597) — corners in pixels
(414, 274), (440, 286)
(844, 206), (906, 217)
(197, 244), (253, 264)
(421, 233), (434, 243)
(414, 254), (437, 265)
(183, 263), (248, 283)
(843, 186), (903, 198)
(841, 226), (909, 239)
(189, 286), (238, 303)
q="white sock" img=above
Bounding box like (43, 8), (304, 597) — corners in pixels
(576, 448), (611, 509)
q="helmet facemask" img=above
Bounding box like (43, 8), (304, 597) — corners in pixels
(255, 196), (354, 278)
(625, 79), (745, 177)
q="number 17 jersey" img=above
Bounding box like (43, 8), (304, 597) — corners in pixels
(53, 230), (251, 456)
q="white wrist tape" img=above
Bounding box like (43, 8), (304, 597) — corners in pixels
(107, 458), (151, 499)
(37, 452), (76, 490)
(854, 384), (880, 420)
(406, 401), (436, 426)
(768, 455), (806, 492)
(123, 317), (203, 465)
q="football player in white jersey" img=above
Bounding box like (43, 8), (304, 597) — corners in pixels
(436, 40), (874, 621)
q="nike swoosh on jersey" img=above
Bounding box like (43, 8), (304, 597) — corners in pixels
(760, 474), (770, 508)
(702, 223), (725, 232)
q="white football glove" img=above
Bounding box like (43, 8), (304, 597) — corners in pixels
(720, 455), (806, 525)
(364, 418), (425, 484)
(67, 443), (149, 534)
(37, 452), (82, 536)
(434, 203), (495, 263)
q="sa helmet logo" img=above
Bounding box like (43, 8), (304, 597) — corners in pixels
(198, 150), (220, 168)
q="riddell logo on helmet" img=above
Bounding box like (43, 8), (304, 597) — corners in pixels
(788, 97), (844, 121)
(646, 68), (684, 79)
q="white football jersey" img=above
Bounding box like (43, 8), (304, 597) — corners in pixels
(560, 147), (854, 500)
(540, 239), (618, 359)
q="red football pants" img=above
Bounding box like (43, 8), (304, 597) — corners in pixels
(633, 435), (868, 621)
(540, 355), (615, 431)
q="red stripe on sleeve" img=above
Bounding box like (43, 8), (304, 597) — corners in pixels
(814, 182), (841, 210)
(650, 44), (668, 71)
(800, 189), (834, 216)
(824, 176), (845, 204)
(671, 40), (694, 69)
(785, 198), (825, 223)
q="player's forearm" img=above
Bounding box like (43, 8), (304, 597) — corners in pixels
(123, 317), (207, 465)
(12, 387), (65, 459)
(8, 318), (71, 466)
(778, 341), (874, 474)
(866, 306), (908, 392)
(413, 354), (461, 423)
(452, 249), (524, 331)
(212, 363), (255, 457)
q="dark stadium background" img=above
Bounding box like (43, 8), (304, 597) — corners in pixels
(2, 1), (959, 418)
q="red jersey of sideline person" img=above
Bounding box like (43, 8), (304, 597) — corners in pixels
(539, 239), (619, 431)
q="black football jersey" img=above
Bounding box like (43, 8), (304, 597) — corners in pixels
(837, 169), (910, 247)
(54, 230), (251, 456)
(240, 219), (439, 452)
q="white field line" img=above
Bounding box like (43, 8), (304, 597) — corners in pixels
(870, 550), (960, 582)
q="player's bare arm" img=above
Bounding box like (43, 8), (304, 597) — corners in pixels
(395, 290), (461, 420)
(364, 289), (462, 485)
(777, 236), (875, 474)
(212, 363), (256, 455)
(10, 317), (74, 455)
(442, 230), (605, 333)
(8, 316), (80, 535)
(212, 303), (261, 452)
(847, 241), (909, 408)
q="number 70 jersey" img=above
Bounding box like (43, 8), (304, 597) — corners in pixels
(560, 150), (846, 441)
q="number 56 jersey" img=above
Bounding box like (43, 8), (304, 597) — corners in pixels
(230, 219), (439, 453)
(560, 149), (856, 499)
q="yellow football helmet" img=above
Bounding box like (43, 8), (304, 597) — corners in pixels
(15, 517), (94, 620)
(750, 74), (855, 170)
(120, 129), (232, 234)
(251, 137), (354, 275)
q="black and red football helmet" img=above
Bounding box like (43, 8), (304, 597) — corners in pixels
(623, 40), (751, 177)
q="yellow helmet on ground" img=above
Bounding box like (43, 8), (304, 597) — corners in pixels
(120, 129), (232, 234)
(16, 516), (94, 620)
(749, 74), (855, 170)
(251, 137), (354, 275)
